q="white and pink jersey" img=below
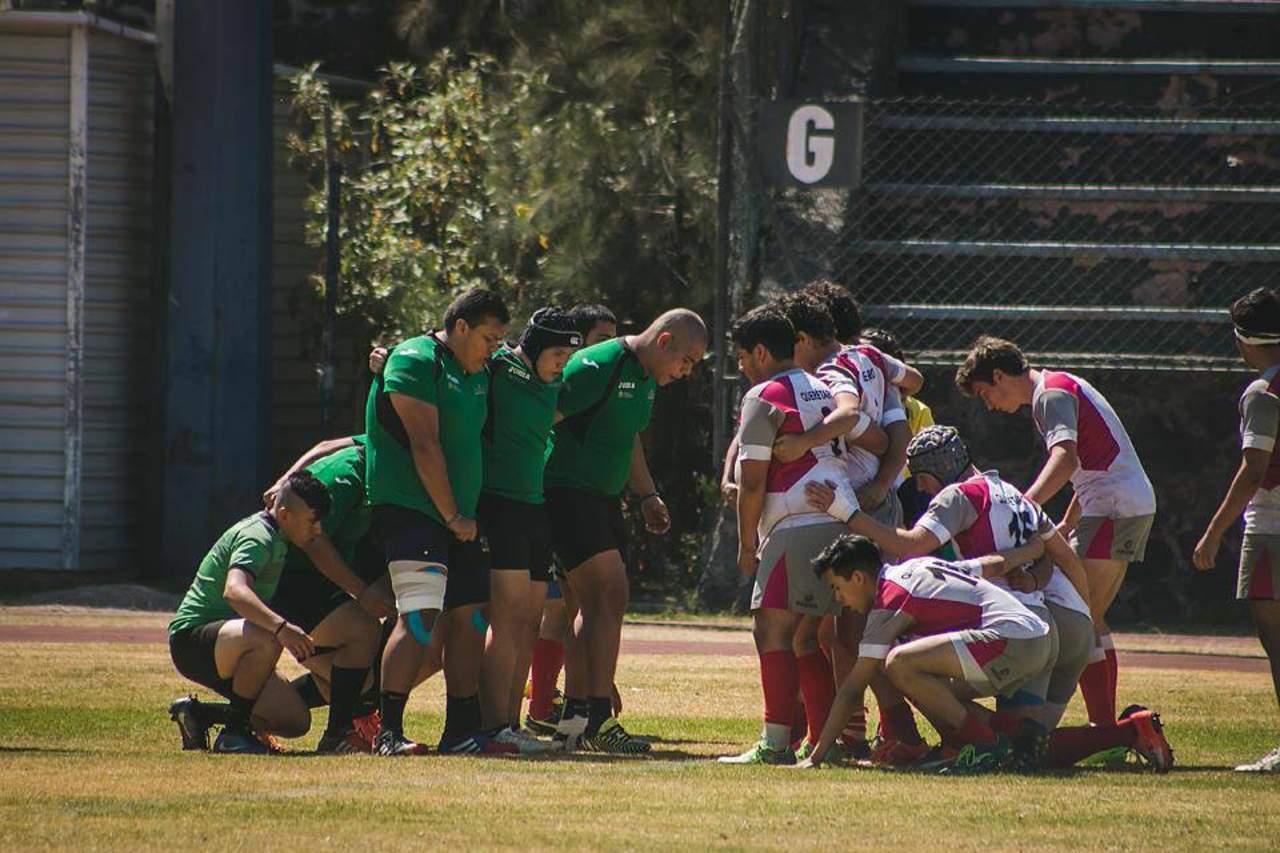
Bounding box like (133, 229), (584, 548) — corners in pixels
(816, 344), (908, 490)
(736, 368), (857, 540)
(1031, 370), (1155, 518)
(859, 557), (1049, 660)
(917, 470), (1091, 616)
(1239, 366), (1280, 535)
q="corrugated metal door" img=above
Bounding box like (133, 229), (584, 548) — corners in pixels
(0, 28), (70, 570)
(83, 29), (152, 572)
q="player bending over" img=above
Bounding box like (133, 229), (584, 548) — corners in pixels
(1195, 286), (1280, 773)
(167, 472), (330, 754)
(957, 336), (1156, 731)
(717, 305), (862, 765)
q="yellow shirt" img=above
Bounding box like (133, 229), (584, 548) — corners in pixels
(901, 396), (935, 479)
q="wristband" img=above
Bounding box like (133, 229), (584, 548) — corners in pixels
(274, 620), (287, 637)
(444, 512), (463, 528)
(827, 488), (861, 524)
(637, 492), (660, 505)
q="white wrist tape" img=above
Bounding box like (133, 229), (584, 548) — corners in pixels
(827, 488), (861, 524)
(846, 411), (872, 440)
(388, 560), (448, 613)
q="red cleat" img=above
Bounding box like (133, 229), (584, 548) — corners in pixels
(1127, 709), (1174, 773)
(351, 710), (381, 753)
(869, 736), (932, 767)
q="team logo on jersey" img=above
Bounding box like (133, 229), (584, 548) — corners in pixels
(446, 374), (461, 389)
(799, 389), (832, 403)
(619, 380), (638, 399)
(583, 358), (601, 369)
(862, 367), (876, 381)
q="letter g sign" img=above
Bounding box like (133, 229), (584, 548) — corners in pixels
(786, 105), (835, 184)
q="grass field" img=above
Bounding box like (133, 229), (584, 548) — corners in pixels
(1, 606), (1278, 851)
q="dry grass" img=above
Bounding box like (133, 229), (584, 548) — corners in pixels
(0, 607), (1278, 851)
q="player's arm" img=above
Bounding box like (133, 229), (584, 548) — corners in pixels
(736, 458), (768, 576)
(806, 478), (940, 559)
(390, 393), (471, 540)
(801, 656), (880, 768)
(1025, 442), (1077, 508)
(961, 537), (1046, 579)
(223, 567), (314, 660)
(300, 534), (394, 618)
(1025, 388), (1080, 506)
(1044, 528), (1090, 602)
(859, 387), (910, 509)
(773, 391), (881, 463)
(629, 435), (670, 535)
(1195, 447), (1271, 570)
(262, 437), (356, 507)
(894, 364), (924, 397)
(721, 435), (740, 504)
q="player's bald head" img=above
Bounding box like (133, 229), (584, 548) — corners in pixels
(647, 308), (707, 347)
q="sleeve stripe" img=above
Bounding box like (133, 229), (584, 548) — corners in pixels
(858, 643), (890, 660)
(738, 445), (773, 461)
(1242, 434), (1277, 452)
(916, 516), (953, 546)
(881, 410), (907, 427)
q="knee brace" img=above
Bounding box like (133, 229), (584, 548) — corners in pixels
(389, 559), (447, 613)
(471, 609), (489, 636)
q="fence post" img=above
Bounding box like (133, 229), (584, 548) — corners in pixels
(712, 0), (734, 472)
(321, 103), (341, 432)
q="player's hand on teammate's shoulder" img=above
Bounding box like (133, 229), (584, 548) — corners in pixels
(1192, 531), (1220, 571)
(640, 493), (671, 535)
(368, 346), (389, 375)
(771, 433), (808, 464)
(447, 515), (478, 542)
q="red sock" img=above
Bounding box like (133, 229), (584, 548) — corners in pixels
(878, 701), (924, 745)
(528, 637), (564, 721)
(1078, 658), (1115, 725)
(796, 650), (835, 745)
(760, 650), (799, 727)
(988, 710), (1022, 737)
(840, 707), (868, 745)
(956, 712), (998, 747)
(1047, 718), (1137, 768)
(1102, 636), (1119, 712)
(791, 696), (807, 745)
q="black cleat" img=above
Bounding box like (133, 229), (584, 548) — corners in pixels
(169, 695), (210, 751)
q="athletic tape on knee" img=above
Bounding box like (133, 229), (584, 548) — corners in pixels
(471, 609), (489, 636)
(405, 610), (433, 645)
(389, 559), (447, 613)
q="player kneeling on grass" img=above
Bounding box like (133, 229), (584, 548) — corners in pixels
(1195, 286), (1280, 773)
(167, 472), (330, 754)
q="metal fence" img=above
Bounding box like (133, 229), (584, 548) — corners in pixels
(754, 96), (1280, 372)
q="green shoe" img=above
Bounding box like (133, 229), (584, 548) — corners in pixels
(939, 734), (1011, 776)
(718, 738), (796, 766)
(794, 739), (815, 763)
(1078, 745), (1130, 767)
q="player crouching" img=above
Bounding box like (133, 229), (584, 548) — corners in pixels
(167, 472), (330, 754)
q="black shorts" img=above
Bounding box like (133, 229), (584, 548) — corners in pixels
(169, 620), (235, 699)
(272, 532), (386, 633)
(377, 504), (490, 609)
(478, 491), (553, 583)
(545, 487), (628, 572)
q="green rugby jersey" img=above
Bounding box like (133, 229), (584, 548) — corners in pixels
(545, 338), (655, 498)
(364, 333), (488, 522)
(282, 435), (371, 576)
(482, 347), (561, 505)
(169, 512), (289, 636)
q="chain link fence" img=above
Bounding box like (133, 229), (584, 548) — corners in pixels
(756, 96), (1280, 371)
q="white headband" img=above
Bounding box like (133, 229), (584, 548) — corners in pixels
(1235, 327), (1280, 346)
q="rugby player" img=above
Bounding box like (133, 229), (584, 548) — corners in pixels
(957, 336), (1157, 728)
(478, 307), (581, 753)
(526, 303), (618, 733)
(1195, 287), (1280, 773)
(717, 305), (862, 765)
(364, 287), (509, 756)
(800, 535), (1053, 774)
(546, 308), (706, 752)
(167, 472), (330, 754)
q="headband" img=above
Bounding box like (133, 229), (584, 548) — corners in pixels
(1234, 326), (1280, 346)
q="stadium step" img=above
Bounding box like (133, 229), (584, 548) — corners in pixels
(907, 0), (1280, 12)
(866, 182), (1280, 204)
(848, 238), (1280, 261)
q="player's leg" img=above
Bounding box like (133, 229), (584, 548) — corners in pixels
(1042, 603), (1094, 731)
(1236, 535), (1280, 771)
(512, 580), (550, 725)
(569, 548), (632, 743)
(527, 589), (568, 731)
(792, 614), (833, 755)
(303, 601), (380, 751)
(482, 568), (531, 729)
(249, 673), (312, 739)
(211, 619), (293, 751)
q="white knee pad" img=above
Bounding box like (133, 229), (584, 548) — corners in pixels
(389, 560), (448, 613)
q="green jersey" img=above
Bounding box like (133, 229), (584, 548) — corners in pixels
(545, 338), (655, 498)
(365, 333), (488, 522)
(482, 347), (561, 505)
(169, 512), (289, 636)
(282, 435), (371, 576)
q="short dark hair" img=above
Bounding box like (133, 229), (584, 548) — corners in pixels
(1231, 287), (1280, 337)
(802, 279), (861, 343)
(731, 304), (795, 361)
(812, 534), (881, 580)
(443, 287), (510, 333)
(285, 470), (330, 520)
(955, 335), (1027, 395)
(860, 327), (904, 362)
(777, 293), (835, 345)
(568, 303), (617, 337)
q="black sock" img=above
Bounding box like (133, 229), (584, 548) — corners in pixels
(192, 700), (230, 727)
(227, 693), (255, 731)
(291, 673), (328, 709)
(443, 694), (482, 738)
(325, 666), (365, 736)
(585, 695), (612, 735)
(380, 690), (409, 737)
(563, 696), (590, 722)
